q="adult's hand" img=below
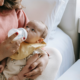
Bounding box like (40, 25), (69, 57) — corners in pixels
(8, 54), (39, 80)
(24, 53), (49, 79)
(0, 32), (24, 61)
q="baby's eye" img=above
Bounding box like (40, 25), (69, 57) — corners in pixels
(31, 29), (35, 31)
(26, 26), (28, 28)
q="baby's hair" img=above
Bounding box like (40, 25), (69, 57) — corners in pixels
(0, 0), (23, 10)
(40, 22), (48, 39)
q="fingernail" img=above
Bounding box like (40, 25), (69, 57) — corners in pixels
(23, 37), (25, 40)
(29, 66), (32, 70)
(24, 75), (26, 77)
(47, 53), (49, 56)
(15, 32), (18, 35)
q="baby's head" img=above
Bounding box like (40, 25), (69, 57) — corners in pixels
(24, 20), (48, 43)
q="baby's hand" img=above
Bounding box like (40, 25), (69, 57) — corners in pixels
(8, 76), (19, 80)
(0, 65), (4, 73)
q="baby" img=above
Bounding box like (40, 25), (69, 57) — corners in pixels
(0, 20), (48, 80)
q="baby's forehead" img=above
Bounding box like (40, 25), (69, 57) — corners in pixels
(27, 20), (45, 30)
(33, 21), (45, 30)
(28, 20), (39, 25)
(27, 21), (37, 26)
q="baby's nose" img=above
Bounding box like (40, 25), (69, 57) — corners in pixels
(26, 28), (30, 32)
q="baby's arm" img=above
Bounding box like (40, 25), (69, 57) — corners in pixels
(0, 58), (7, 73)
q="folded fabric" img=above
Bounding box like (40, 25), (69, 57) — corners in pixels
(10, 41), (46, 60)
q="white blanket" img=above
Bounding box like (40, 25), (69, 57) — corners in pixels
(47, 27), (75, 80)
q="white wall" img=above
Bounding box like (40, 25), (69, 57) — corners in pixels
(59, 0), (78, 59)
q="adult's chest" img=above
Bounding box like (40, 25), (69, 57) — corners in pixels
(0, 10), (18, 42)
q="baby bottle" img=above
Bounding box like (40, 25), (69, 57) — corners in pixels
(8, 28), (28, 41)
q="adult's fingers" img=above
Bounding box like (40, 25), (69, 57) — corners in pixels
(8, 32), (18, 42)
(18, 54), (39, 76)
(25, 74), (39, 79)
(30, 54), (47, 69)
(10, 37), (24, 51)
(12, 38), (23, 48)
(24, 67), (42, 79)
(26, 54), (39, 67)
(24, 58), (43, 77)
(29, 57), (42, 70)
(15, 37), (24, 44)
(29, 62), (38, 70)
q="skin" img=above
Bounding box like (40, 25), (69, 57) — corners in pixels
(0, 33), (24, 61)
(8, 54), (39, 80)
(0, 0), (4, 6)
(8, 53), (48, 80)
(23, 54), (48, 79)
(17, 21), (48, 80)
(24, 20), (45, 43)
(0, 0), (49, 80)
(0, 22), (49, 80)
(0, 59), (7, 73)
(8, 21), (48, 80)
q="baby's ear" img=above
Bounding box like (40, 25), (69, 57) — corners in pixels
(38, 38), (44, 43)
